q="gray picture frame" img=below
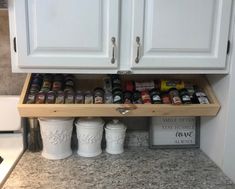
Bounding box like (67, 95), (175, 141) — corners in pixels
(149, 117), (200, 149)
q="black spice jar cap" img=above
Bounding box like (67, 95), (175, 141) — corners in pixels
(149, 88), (160, 95)
(43, 74), (53, 81)
(94, 87), (105, 93)
(133, 90), (141, 96)
(123, 90), (133, 98)
(179, 88), (189, 95)
(54, 74), (64, 81)
(112, 87), (122, 94)
(168, 87), (178, 92)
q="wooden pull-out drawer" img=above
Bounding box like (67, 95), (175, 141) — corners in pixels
(18, 74), (220, 117)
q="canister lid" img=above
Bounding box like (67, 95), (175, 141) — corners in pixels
(75, 117), (104, 127)
(106, 119), (126, 130)
(38, 117), (74, 122)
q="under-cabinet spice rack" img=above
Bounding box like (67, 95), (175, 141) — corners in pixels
(18, 74), (220, 117)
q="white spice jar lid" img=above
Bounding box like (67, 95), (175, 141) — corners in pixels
(105, 119), (126, 130)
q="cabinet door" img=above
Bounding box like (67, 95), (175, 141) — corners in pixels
(130, 0), (232, 71)
(12, 0), (119, 71)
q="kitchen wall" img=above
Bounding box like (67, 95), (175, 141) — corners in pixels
(0, 10), (26, 95)
(200, 1), (235, 182)
(0, 0), (7, 9)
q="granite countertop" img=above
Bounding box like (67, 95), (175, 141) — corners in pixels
(2, 148), (235, 189)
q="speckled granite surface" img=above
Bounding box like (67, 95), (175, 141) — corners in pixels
(3, 148), (235, 189)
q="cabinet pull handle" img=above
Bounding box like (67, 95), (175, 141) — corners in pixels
(111, 37), (116, 64)
(13, 37), (17, 52)
(135, 36), (140, 63)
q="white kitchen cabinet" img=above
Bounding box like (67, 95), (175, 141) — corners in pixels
(9, 0), (232, 73)
(9, 0), (120, 72)
(130, 0), (232, 71)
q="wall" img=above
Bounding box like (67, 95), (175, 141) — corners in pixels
(200, 1), (235, 182)
(0, 0), (7, 9)
(200, 75), (229, 167)
(223, 22), (235, 182)
(0, 10), (25, 95)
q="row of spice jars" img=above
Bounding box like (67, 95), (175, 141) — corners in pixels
(110, 75), (209, 105)
(27, 89), (111, 104)
(112, 87), (209, 105)
(28, 86), (209, 105)
(26, 74), (209, 105)
(28, 74), (75, 94)
(26, 74), (76, 104)
(155, 87), (209, 105)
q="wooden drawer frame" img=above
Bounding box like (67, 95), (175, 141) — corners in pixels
(18, 74), (220, 117)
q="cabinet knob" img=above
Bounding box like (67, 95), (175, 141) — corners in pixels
(111, 37), (116, 64)
(135, 36), (141, 63)
(116, 105), (137, 115)
(116, 107), (130, 115)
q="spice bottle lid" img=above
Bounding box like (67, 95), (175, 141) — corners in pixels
(106, 119), (126, 130)
(75, 117), (104, 127)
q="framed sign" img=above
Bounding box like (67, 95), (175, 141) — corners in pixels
(149, 117), (200, 149)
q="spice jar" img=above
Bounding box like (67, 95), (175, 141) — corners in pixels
(141, 91), (151, 104)
(29, 84), (40, 94)
(160, 79), (185, 91)
(185, 82), (195, 101)
(161, 92), (171, 104)
(135, 81), (155, 92)
(29, 74), (43, 94)
(149, 88), (161, 104)
(94, 88), (104, 104)
(32, 73), (43, 80)
(26, 93), (36, 104)
(52, 74), (64, 92)
(55, 91), (65, 104)
(123, 91), (132, 104)
(111, 75), (122, 94)
(45, 91), (56, 104)
(168, 88), (182, 105)
(35, 91), (46, 104)
(111, 75), (121, 87)
(104, 91), (113, 104)
(64, 75), (75, 92)
(193, 86), (210, 104)
(125, 81), (134, 92)
(41, 74), (53, 92)
(133, 90), (142, 104)
(179, 88), (191, 104)
(64, 86), (74, 93)
(65, 90), (75, 104)
(84, 91), (93, 104)
(103, 77), (112, 92)
(75, 90), (84, 104)
(112, 88), (123, 104)
(64, 75), (75, 87)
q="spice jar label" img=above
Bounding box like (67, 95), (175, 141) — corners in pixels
(94, 96), (103, 104)
(113, 95), (121, 103)
(198, 97), (209, 104)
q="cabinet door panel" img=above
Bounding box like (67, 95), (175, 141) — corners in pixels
(14, 0), (119, 70)
(131, 0), (232, 70)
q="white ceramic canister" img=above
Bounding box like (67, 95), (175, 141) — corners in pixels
(38, 117), (74, 160)
(75, 117), (104, 157)
(105, 119), (127, 154)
